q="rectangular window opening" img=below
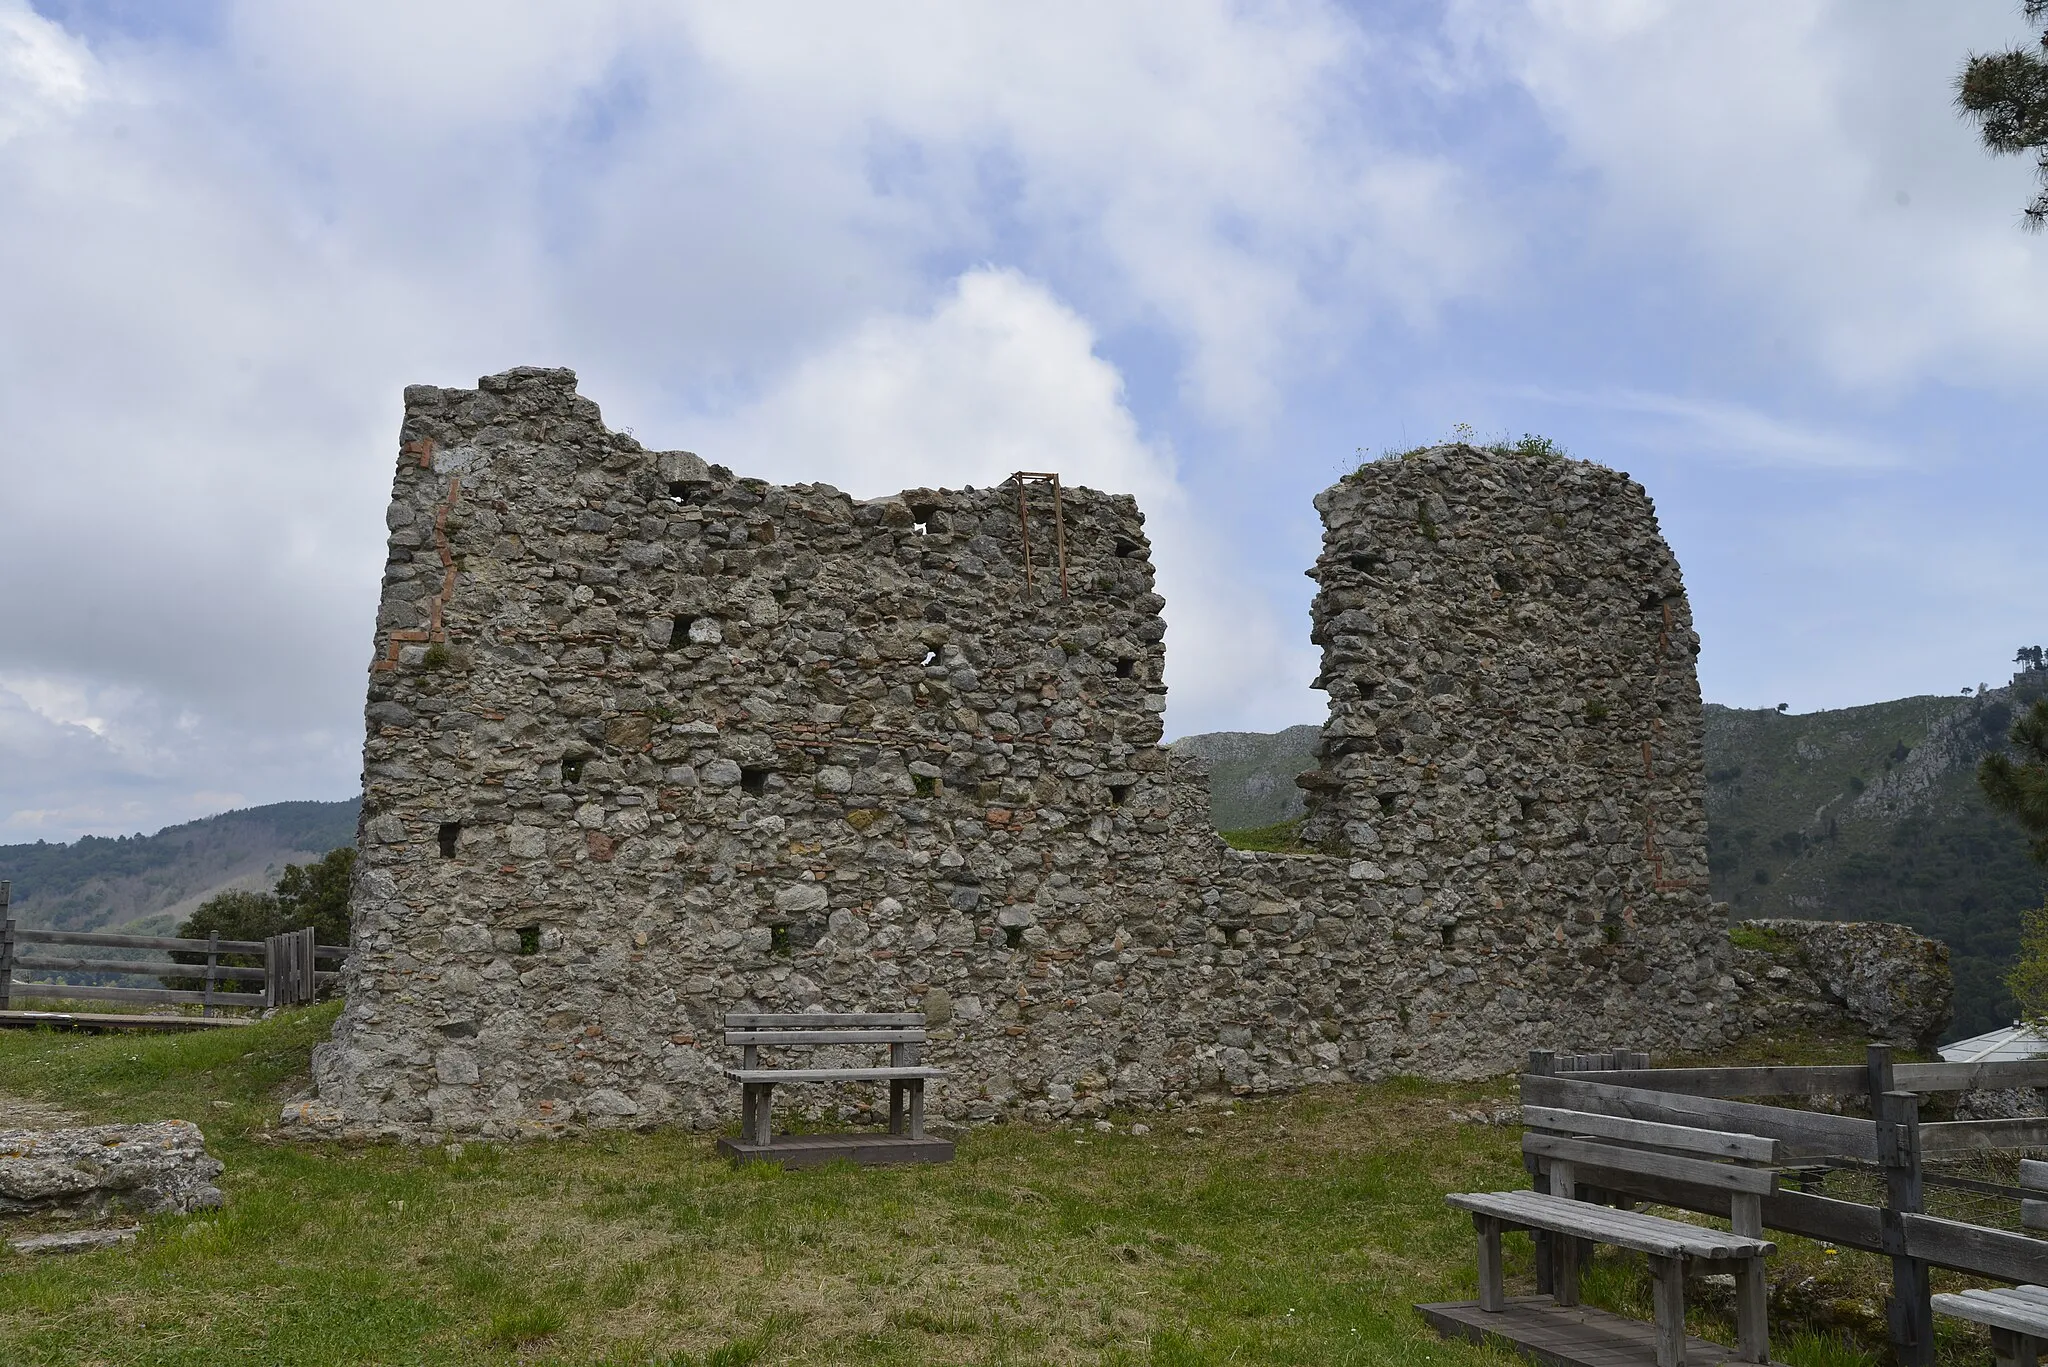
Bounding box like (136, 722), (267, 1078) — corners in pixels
(437, 822), (461, 858)
(740, 767), (771, 796)
(517, 925), (541, 956)
(1108, 784), (1132, 806)
(1114, 658), (1136, 679)
(669, 616), (696, 650)
(770, 924), (792, 955)
(1003, 925), (1025, 949)
(561, 755), (588, 785)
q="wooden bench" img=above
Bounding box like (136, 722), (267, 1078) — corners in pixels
(1438, 1106), (1782, 1367)
(1931, 1159), (2048, 1367)
(712, 1012), (954, 1169)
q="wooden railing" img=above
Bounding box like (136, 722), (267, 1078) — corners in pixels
(0, 883), (345, 1015)
(1525, 1046), (2048, 1366)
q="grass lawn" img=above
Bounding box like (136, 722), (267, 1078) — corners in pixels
(0, 1009), (1952, 1365)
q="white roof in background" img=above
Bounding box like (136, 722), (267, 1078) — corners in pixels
(1939, 1022), (2048, 1063)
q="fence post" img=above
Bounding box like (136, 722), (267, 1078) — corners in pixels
(1525, 1049), (1558, 1296)
(202, 930), (219, 1018)
(263, 933), (280, 1010)
(0, 880), (12, 1012)
(296, 928), (315, 1005)
(1876, 1079), (1931, 1366)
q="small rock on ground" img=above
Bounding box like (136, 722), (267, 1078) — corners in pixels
(9, 1227), (138, 1256)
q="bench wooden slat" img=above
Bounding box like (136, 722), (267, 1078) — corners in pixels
(1522, 1106), (1779, 1163)
(723, 1012), (924, 1028)
(1523, 1133), (1778, 1196)
(1933, 1288), (2048, 1337)
(723, 1066), (947, 1084)
(1450, 1190), (1759, 1258)
(1446, 1190), (1774, 1260)
(1524, 1073), (1879, 1161)
(724, 1029), (926, 1046)
(2023, 1159), (2048, 1193)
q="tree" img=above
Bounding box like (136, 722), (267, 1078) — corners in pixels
(1986, 698), (2048, 1017)
(1983, 699), (2048, 863)
(1957, 2), (2048, 228)
(166, 847), (354, 992)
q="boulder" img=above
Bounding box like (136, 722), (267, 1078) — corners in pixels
(0, 1121), (225, 1218)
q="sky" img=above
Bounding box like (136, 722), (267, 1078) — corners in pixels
(2, 0), (2044, 845)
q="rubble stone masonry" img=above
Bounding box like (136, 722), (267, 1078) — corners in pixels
(292, 368), (1947, 1140)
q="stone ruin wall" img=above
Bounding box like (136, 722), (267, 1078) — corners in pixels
(290, 367), (1946, 1141)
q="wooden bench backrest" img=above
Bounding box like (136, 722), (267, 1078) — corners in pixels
(1523, 1104), (1781, 1235)
(722, 1013), (927, 1059)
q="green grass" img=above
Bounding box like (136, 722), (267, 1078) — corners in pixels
(0, 1006), (1540, 1365)
(0, 1013), (1990, 1364)
(1727, 923), (1795, 953)
(1219, 819), (1313, 854)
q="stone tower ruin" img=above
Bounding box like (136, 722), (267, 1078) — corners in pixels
(295, 367), (1760, 1142)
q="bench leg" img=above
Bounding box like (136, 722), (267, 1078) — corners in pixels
(1650, 1254), (1687, 1367)
(1992, 1328), (2041, 1367)
(1734, 1257), (1769, 1363)
(748, 1082), (773, 1146)
(1553, 1232), (1581, 1307)
(889, 1080), (907, 1136)
(908, 1079), (926, 1140)
(1474, 1214), (1505, 1312)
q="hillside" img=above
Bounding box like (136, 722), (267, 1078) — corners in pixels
(1176, 674), (2048, 1041)
(1706, 675), (2048, 1040)
(1169, 724), (1321, 831)
(0, 799), (359, 934)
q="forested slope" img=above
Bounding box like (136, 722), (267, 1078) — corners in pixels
(1705, 677), (2048, 1039)
(0, 800), (360, 935)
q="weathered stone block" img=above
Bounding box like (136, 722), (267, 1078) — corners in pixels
(0, 1122), (224, 1218)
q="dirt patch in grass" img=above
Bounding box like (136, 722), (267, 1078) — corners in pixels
(0, 1090), (82, 1130)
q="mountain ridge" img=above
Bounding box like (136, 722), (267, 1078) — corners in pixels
(0, 799), (361, 935)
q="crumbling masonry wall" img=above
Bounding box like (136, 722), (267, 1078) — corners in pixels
(292, 368), (1936, 1141)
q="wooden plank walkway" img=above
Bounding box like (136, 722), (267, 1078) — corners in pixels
(1417, 1298), (1785, 1367)
(0, 1010), (249, 1032)
(716, 1132), (954, 1169)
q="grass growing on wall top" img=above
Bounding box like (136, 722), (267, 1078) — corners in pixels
(1219, 818), (1314, 854)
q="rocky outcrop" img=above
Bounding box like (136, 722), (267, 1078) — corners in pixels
(0, 1121), (224, 1218)
(1727, 918), (1952, 1051)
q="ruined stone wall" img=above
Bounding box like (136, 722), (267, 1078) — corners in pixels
(1298, 447), (1720, 992)
(293, 370), (1927, 1142)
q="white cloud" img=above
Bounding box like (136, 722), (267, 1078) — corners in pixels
(688, 268), (1315, 735)
(1511, 386), (1902, 469)
(0, 2), (92, 142)
(1449, 0), (2048, 393)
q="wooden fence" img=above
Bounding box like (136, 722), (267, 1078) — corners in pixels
(1525, 1046), (2048, 1366)
(0, 880), (345, 1015)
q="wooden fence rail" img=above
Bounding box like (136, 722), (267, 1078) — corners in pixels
(1529, 1045), (2048, 1366)
(0, 887), (344, 1017)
